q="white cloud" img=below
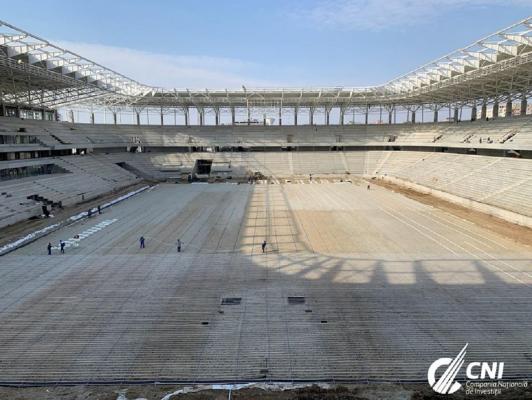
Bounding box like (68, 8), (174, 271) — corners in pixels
(299, 0), (530, 31)
(55, 40), (279, 89)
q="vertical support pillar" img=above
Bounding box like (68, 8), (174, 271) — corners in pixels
(492, 101), (499, 119)
(388, 110), (393, 124)
(136, 112), (141, 125)
(453, 107), (459, 123)
(411, 110), (416, 124)
(294, 107), (298, 126)
(263, 113), (266, 126)
(0, 103), (6, 117)
(278, 106), (282, 126)
(434, 109), (439, 123)
(505, 99), (513, 117)
(231, 107), (236, 125)
(214, 108), (220, 126)
(247, 105), (251, 126)
(184, 107), (189, 126)
(160, 108), (164, 126)
(198, 108), (204, 126)
(309, 107), (314, 125)
(69, 110), (75, 123)
(470, 104), (477, 121)
(521, 95), (527, 116)
(365, 106), (369, 125)
(340, 107), (345, 125)
(481, 102), (487, 120)
(113, 112), (117, 125)
(90, 112), (95, 124)
(326, 108), (330, 125)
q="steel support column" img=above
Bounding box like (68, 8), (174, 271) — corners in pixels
(184, 107), (189, 126)
(214, 107), (220, 126)
(231, 107), (236, 125)
(198, 108), (204, 126)
(481, 102), (487, 120)
(471, 104), (477, 121)
(294, 107), (298, 126)
(521, 95), (527, 116)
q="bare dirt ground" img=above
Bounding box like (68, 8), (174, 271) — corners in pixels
(0, 383), (530, 400)
(372, 178), (532, 248)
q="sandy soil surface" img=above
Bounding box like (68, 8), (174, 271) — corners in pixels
(0, 383), (530, 400)
(373, 178), (532, 248)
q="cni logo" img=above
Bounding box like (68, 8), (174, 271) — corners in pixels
(428, 344), (504, 395)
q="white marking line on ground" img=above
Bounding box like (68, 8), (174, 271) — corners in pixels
(377, 205), (460, 256)
(52, 219), (118, 249)
(383, 186), (512, 251)
(386, 205), (530, 287)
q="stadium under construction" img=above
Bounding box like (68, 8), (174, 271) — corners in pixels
(0, 15), (532, 400)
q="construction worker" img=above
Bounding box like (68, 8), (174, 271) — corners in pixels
(98, 205), (102, 214)
(47, 242), (52, 255)
(261, 240), (267, 253)
(60, 240), (65, 254)
(139, 236), (145, 249)
(177, 238), (182, 253)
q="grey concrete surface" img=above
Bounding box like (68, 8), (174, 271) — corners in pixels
(0, 182), (531, 383)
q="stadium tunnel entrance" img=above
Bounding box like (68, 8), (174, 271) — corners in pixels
(194, 159), (213, 177)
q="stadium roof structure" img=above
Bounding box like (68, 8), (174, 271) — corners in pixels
(0, 17), (532, 112)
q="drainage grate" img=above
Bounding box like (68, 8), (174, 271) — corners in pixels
(287, 296), (306, 305)
(221, 297), (242, 305)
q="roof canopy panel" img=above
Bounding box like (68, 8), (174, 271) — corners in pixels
(0, 17), (531, 109)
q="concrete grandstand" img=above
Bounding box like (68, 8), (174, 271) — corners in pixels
(1, 15), (532, 399)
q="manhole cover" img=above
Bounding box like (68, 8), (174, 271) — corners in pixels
(221, 297), (242, 305)
(288, 296), (305, 305)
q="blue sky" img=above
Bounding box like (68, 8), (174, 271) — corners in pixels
(1, 0), (531, 88)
